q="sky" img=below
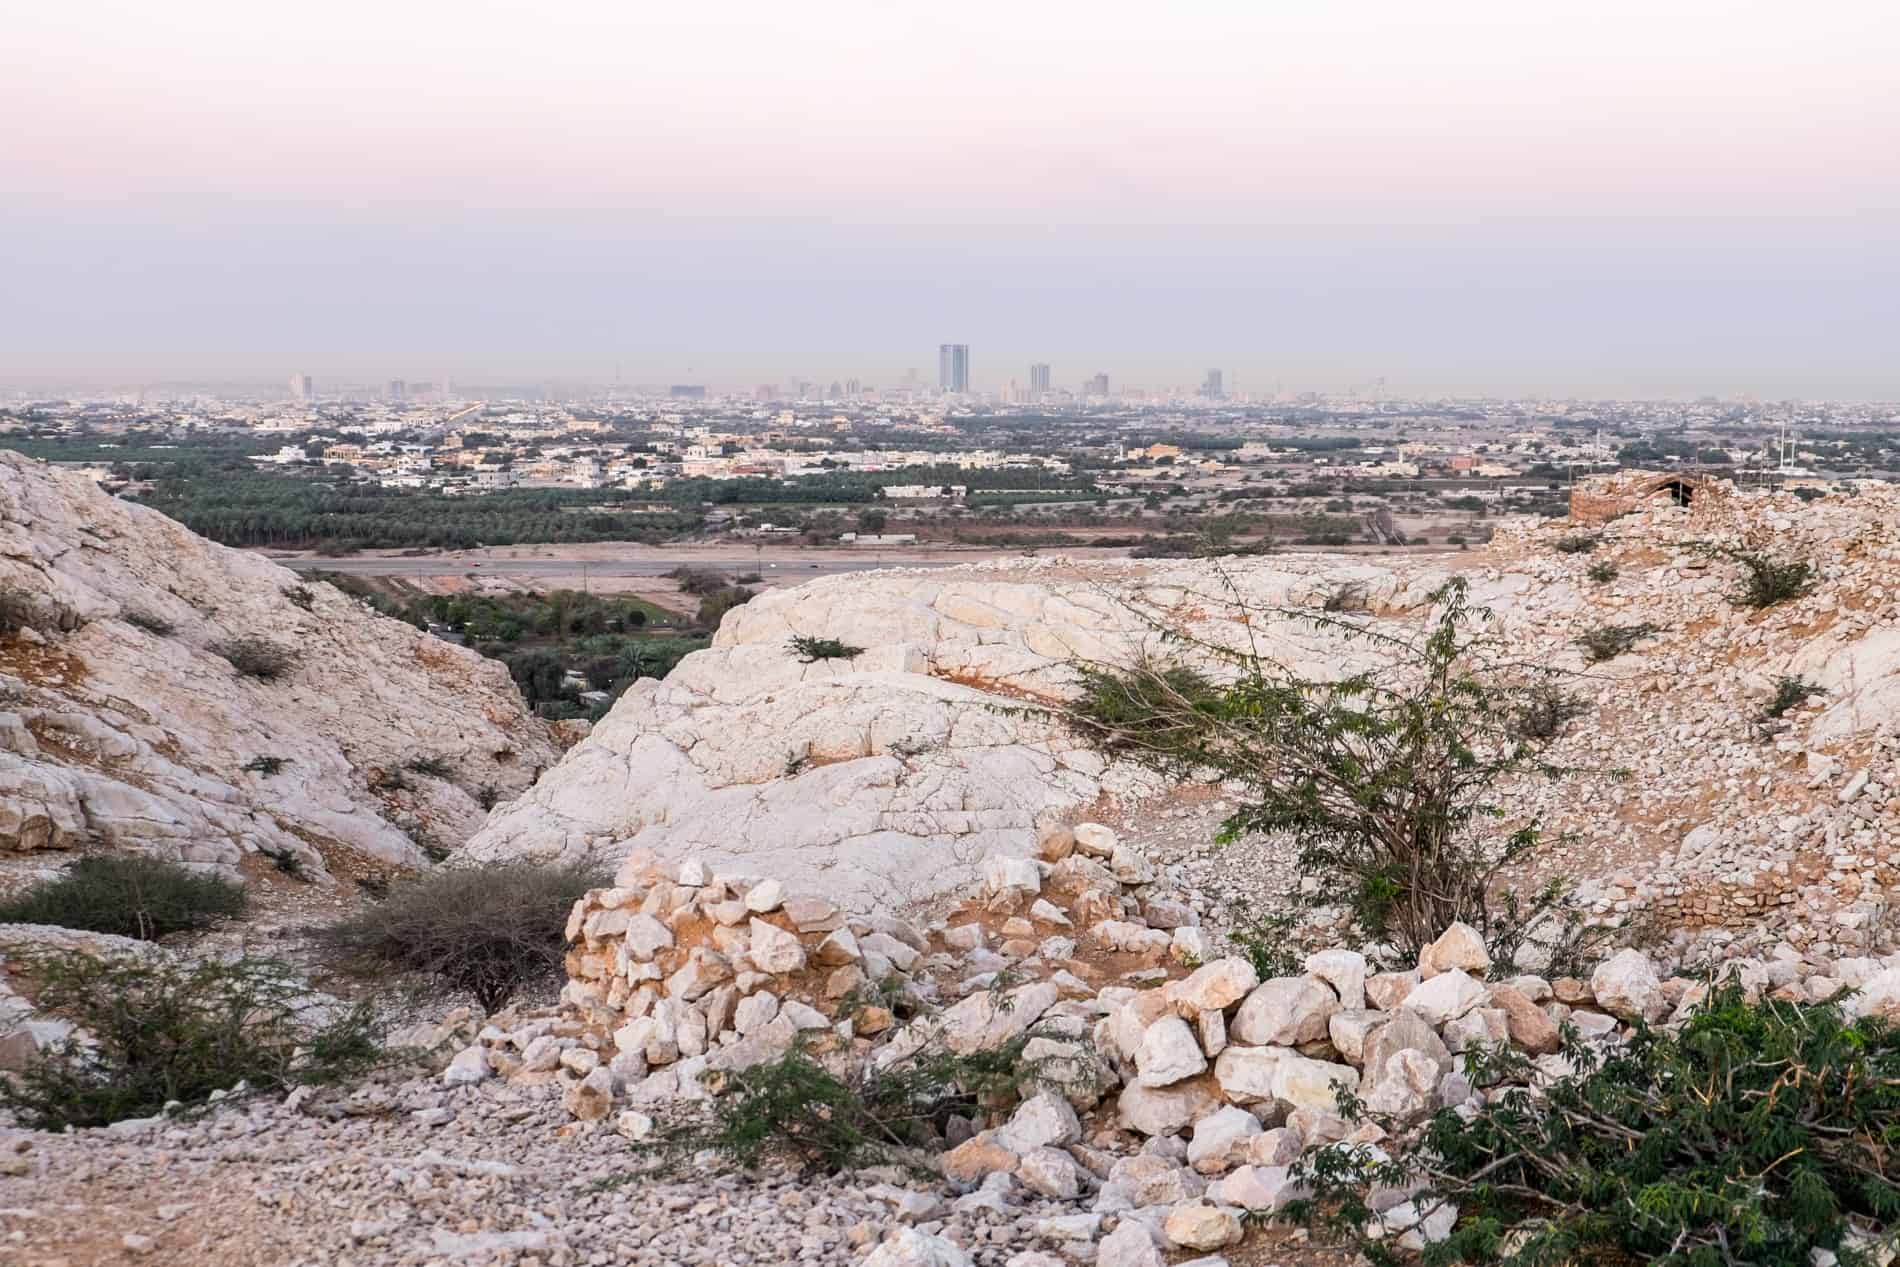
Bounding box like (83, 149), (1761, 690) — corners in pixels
(2, 0), (1897, 398)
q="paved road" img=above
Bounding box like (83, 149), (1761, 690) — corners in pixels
(274, 554), (968, 579)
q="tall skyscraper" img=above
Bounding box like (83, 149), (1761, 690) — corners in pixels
(289, 373), (313, 401)
(1202, 369), (1224, 399)
(1029, 363), (1051, 394)
(387, 379), (407, 402)
(938, 344), (970, 394)
(1087, 372), (1110, 397)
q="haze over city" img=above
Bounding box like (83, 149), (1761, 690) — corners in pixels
(4, 0), (1897, 397)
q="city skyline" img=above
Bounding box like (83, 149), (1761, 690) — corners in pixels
(3, 1), (1898, 398)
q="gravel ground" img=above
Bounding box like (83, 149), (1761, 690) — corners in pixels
(1099, 789), (1303, 942)
(0, 1074), (1212, 1267)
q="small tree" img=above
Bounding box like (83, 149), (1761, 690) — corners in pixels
(1066, 578), (1567, 961)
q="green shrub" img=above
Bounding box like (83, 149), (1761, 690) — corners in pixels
(1065, 579), (1574, 962)
(647, 1027), (1076, 1175)
(314, 861), (604, 1012)
(1226, 904), (1301, 979)
(283, 584), (316, 611)
(1285, 988), (1900, 1267)
(0, 855), (245, 939)
(1069, 662), (1222, 756)
(1575, 622), (1659, 663)
(1585, 559), (1619, 583)
(1763, 674), (1825, 720)
(213, 637), (297, 681)
(1554, 533), (1600, 554)
(0, 950), (386, 1129)
(695, 586), (756, 629)
(1727, 549), (1814, 609)
(787, 635), (864, 663)
(121, 609), (177, 636)
(242, 754), (289, 776)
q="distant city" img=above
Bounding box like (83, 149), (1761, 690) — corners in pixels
(4, 347), (1894, 543)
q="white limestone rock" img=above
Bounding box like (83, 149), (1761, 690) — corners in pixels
(1231, 978), (1338, 1046)
(1591, 948), (1664, 1022)
(1135, 1016), (1208, 1087)
(0, 453), (556, 871)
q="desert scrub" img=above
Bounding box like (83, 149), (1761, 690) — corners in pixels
(314, 860), (604, 1011)
(1574, 622), (1659, 663)
(1585, 559), (1618, 583)
(0, 950), (387, 1129)
(1069, 662), (1223, 756)
(1762, 674), (1825, 720)
(0, 854), (245, 940)
(1727, 548), (1814, 609)
(283, 584), (316, 610)
(787, 635), (864, 662)
(1284, 988), (1900, 1267)
(403, 753), (455, 779)
(1513, 683), (1588, 739)
(647, 1028), (1078, 1176)
(212, 636), (297, 680)
(242, 754), (289, 776)
(1064, 579), (1581, 963)
(1553, 533), (1600, 554)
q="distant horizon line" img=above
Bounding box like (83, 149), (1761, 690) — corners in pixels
(3, 377), (1897, 408)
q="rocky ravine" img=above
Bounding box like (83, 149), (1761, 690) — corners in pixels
(0, 453), (559, 879)
(472, 474), (1900, 963)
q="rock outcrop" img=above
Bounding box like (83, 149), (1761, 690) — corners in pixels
(474, 473), (1900, 958)
(464, 560), (1430, 910)
(0, 453), (557, 877)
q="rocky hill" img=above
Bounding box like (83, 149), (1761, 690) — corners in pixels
(472, 473), (1900, 964)
(0, 453), (559, 881)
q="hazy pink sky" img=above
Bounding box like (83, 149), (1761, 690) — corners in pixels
(3, 0), (1896, 396)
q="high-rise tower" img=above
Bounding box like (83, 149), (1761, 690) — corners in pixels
(938, 344), (970, 394)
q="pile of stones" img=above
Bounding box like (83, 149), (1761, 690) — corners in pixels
(419, 821), (1900, 1265)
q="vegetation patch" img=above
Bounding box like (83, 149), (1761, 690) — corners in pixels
(283, 584), (316, 611)
(314, 860), (604, 1011)
(787, 635), (864, 663)
(1585, 559), (1618, 583)
(1574, 622), (1660, 663)
(258, 846), (310, 882)
(1726, 548), (1815, 609)
(1513, 683), (1588, 740)
(1553, 533), (1600, 554)
(0, 854), (245, 940)
(403, 754), (455, 780)
(1285, 989), (1900, 1267)
(0, 950), (388, 1129)
(212, 637), (297, 681)
(1065, 580), (1583, 962)
(1762, 674), (1826, 720)
(648, 1028), (1074, 1175)
(242, 754), (289, 776)
(1069, 662), (1223, 756)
